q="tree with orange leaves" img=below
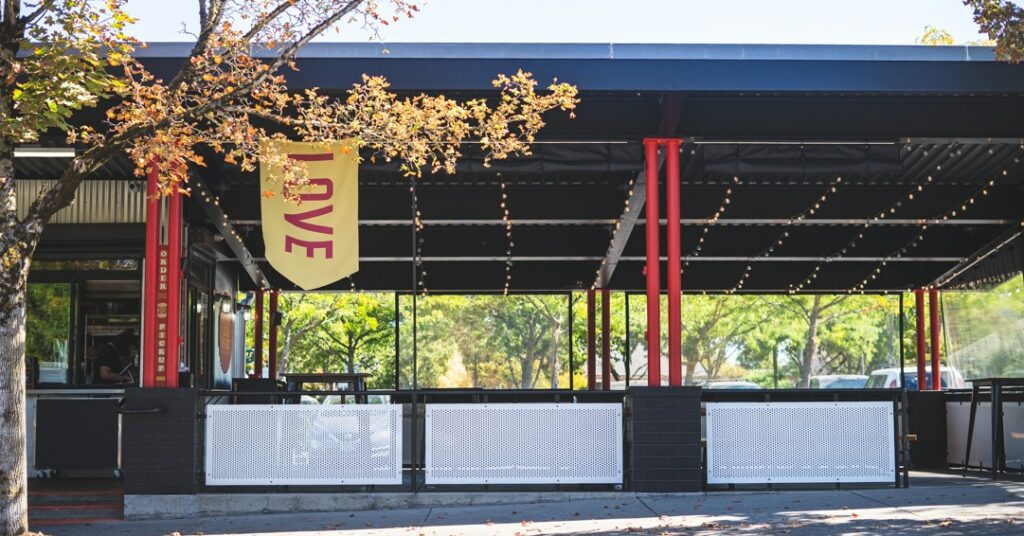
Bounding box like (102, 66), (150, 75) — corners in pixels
(0, 1), (577, 533)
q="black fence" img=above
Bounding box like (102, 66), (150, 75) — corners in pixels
(118, 386), (919, 495)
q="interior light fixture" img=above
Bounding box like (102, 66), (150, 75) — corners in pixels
(14, 147), (76, 158)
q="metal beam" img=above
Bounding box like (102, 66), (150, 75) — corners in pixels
(595, 96), (683, 289)
(192, 176), (271, 289)
(230, 218), (618, 226)
(244, 255), (962, 263)
(637, 218), (1013, 226)
(930, 223), (1024, 288)
(593, 150), (664, 287)
(230, 217), (1013, 227)
(621, 256), (962, 263)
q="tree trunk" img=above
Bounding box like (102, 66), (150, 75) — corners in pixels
(684, 358), (697, 385)
(799, 296), (822, 388)
(548, 322), (562, 389)
(1, 156), (31, 536)
(0, 288), (28, 536)
(0, 291), (27, 536)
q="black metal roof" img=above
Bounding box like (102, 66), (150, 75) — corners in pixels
(29, 43), (1024, 293)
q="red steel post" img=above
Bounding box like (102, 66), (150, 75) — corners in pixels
(915, 289), (927, 390)
(142, 165), (160, 387)
(665, 138), (682, 386)
(268, 290), (279, 380)
(644, 138), (661, 386)
(929, 289), (942, 390)
(253, 288), (264, 378)
(587, 289), (596, 390)
(164, 181), (182, 388)
(601, 289), (611, 390)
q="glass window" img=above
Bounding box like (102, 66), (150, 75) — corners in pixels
(27, 283), (72, 385)
(943, 274), (1024, 381)
(400, 294), (570, 389)
(624, 293), (901, 389)
(272, 292), (397, 389)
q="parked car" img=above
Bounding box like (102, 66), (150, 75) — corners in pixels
(703, 381), (761, 390)
(865, 366), (965, 390)
(809, 375), (868, 389)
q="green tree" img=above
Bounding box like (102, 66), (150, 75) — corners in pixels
(25, 284), (70, 368)
(943, 277), (1024, 377)
(309, 294), (395, 380)
(762, 295), (893, 387)
(682, 295), (761, 383)
(916, 25), (955, 45)
(482, 295), (565, 389)
(964, 0), (1024, 62)
(276, 293), (345, 374)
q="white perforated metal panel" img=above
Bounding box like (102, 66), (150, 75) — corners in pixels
(205, 405), (402, 485)
(707, 402), (895, 484)
(425, 403), (622, 485)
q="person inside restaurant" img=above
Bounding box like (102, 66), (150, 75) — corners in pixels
(94, 328), (139, 384)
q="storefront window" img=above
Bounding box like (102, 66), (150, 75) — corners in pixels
(28, 258), (143, 388)
(27, 283), (72, 385)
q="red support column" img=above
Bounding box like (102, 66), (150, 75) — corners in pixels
(587, 289), (596, 390)
(253, 288), (264, 378)
(915, 289), (927, 391)
(268, 290), (279, 380)
(665, 138), (682, 386)
(929, 289), (942, 391)
(142, 163), (183, 388)
(165, 183), (182, 388)
(643, 139), (661, 386)
(601, 289), (611, 391)
(142, 166), (160, 388)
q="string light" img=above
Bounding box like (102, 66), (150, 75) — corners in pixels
(594, 176), (636, 289)
(411, 182), (428, 295)
(847, 174), (1006, 294)
(788, 142), (993, 294)
(683, 176), (740, 271)
(842, 143), (1022, 293)
(500, 174), (514, 295)
(725, 175), (843, 294)
(949, 270), (1019, 290)
(193, 177), (271, 289)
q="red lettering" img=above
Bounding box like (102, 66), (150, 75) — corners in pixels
(287, 153), (334, 162)
(285, 236), (333, 258)
(300, 178), (333, 202)
(284, 205), (334, 235)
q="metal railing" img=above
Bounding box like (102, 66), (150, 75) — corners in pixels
(191, 387), (913, 492)
(197, 388), (627, 492)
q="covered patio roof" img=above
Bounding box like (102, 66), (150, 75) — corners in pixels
(27, 43), (1024, 293)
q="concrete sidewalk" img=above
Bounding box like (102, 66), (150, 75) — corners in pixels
(45, 478), (1024, 535)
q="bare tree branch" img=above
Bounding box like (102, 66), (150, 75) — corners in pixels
(16, 0), (54, 30)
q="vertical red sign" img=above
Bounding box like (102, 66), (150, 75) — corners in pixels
(143, 165), (181, 387)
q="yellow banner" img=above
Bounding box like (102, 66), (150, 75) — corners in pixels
(260, 141), (359, 290)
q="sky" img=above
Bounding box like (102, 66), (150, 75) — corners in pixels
(126, 0), (992, 45)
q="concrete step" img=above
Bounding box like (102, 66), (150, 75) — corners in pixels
(29, 488), (123, 505)
(29, 502), (124, 520)
(30, 516), (124, 528)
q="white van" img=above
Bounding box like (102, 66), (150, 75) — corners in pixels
(865, 366), (965, 390)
